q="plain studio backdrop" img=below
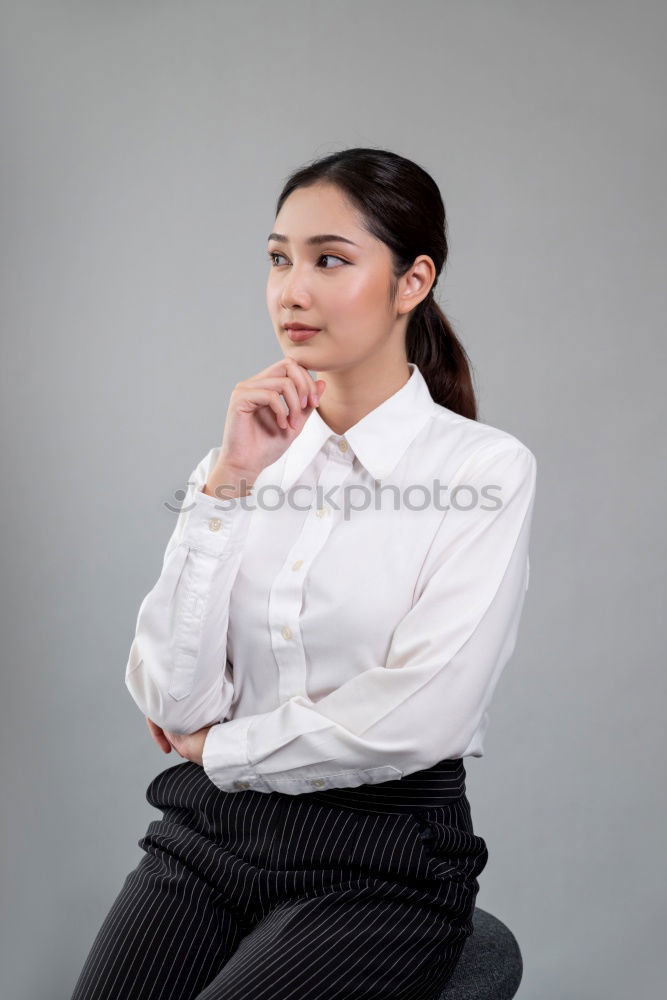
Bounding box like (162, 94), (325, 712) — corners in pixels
(1, 2), (665, 998)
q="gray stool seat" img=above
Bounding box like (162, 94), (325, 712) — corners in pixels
(439, 907), (523, 999)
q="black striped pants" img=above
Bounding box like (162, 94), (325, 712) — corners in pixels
(70, 758), (488, 1000)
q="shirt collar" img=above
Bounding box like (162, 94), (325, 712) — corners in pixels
(278, 362), (437, 492)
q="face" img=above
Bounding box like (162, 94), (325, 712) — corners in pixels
(266, 182), (410, 372)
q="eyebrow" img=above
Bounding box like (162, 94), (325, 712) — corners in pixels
(267, 232), (360, 247)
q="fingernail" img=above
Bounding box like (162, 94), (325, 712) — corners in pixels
(301, 395), (307, 407)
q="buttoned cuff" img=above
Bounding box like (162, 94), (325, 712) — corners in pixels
(201, 714), (271, 792)
(182, 487), (257, 558)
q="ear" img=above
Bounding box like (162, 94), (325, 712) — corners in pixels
(396, 254), (437, 316)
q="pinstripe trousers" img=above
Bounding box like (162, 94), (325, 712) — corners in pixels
(70, 757), (488, 1000)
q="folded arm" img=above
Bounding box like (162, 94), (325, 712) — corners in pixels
(201, 440), (537, 794)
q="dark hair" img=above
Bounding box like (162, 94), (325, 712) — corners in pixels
(274, 147), (477, 420)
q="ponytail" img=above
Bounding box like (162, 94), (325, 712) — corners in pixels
(406, 293), (477, 420)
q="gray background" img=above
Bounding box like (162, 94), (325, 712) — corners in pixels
(1, 1), (665, 997)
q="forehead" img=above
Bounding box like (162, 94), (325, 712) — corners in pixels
(274, 183), (366, 241)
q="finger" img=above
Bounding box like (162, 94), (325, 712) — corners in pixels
(283, 357), (321, 406)
(247, 374), (309, 429)
(281, 357), (317, 408)
(242, 376), (304, 426)
(233, 385), (290, 430)
(161, 732), (172, 753)
(265, 389), (290, 431)
(151, 724), (171, 754)
(259, 356), (320, 408)
(278, 375), (303, 428)
(265, 375), (305, 427)
(146, 717), (172, 753)
(164, 731), (188, 760)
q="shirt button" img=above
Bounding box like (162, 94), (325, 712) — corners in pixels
(281, 626), (293, 640)
(338, 439), (348, 452)
(310, 778), (326, 787)
(208, 517), (222, 532)
(315, 507), (329, 518)
(233, 780), (250, 790)
(292, 559), (304, 571)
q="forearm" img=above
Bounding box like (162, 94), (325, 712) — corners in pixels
(125, 448), (257, 733)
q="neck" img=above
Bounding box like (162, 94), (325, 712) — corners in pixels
(314, 353), (412, 437)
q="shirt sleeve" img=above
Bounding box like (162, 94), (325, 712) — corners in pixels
(124, 446), (257, 734)
(201, 440), (537, 794)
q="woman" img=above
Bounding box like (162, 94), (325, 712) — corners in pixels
(71, 147), (537, 999)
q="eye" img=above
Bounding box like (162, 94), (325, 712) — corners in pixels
(318, 253), (347, 268)
(268, 251), (288, 266)
(267, 251), (348, 268)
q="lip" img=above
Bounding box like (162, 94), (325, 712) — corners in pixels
(286, 328), (320, 342)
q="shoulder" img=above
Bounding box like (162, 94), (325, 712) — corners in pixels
(425, 402), (536, 473)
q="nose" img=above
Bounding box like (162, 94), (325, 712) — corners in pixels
(278, 264), (313, 311)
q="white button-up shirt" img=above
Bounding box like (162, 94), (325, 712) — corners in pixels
(125, 362), (537, 795)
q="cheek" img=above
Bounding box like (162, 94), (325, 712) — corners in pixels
(333, 274), (387, 320)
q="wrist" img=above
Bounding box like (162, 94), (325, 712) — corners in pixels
(203, 464), (258, 499)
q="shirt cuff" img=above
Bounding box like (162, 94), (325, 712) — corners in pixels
(182, 486), (257, 558)
(201, 714), (270, 792)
